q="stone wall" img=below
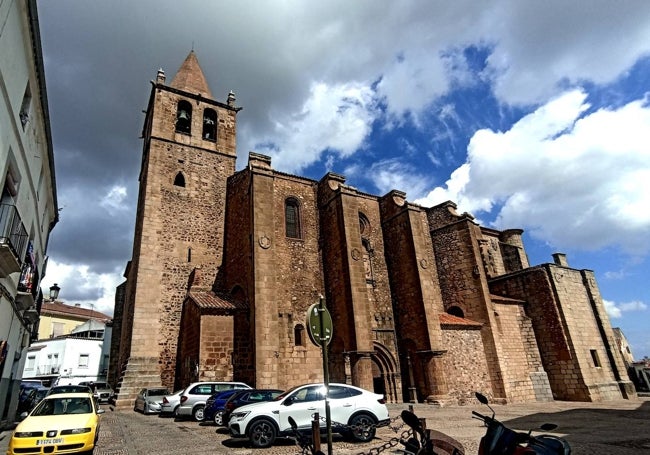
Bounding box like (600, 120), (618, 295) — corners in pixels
(199, 313), (235, 381)
(441, 327), (491, 402)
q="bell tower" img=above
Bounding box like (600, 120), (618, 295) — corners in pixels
(113, 51), (241, 406)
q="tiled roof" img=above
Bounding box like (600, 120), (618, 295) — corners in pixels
(169, 50), (213, 98)
(40, 301), (111, 321)
(188, 290), (248, 311)
(439, 313), (482, 328)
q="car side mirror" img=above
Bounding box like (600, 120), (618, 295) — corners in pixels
(19, 412), (28, 421)
(97, 409), (105, 415)
(284, 396), (294, 406)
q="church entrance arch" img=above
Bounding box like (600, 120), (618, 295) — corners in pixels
(371, 342), (400, 403)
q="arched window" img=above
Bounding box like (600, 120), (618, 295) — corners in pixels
(294, 324), (305, 347)
(285, 197), (301, 239)
(202, 108), (217, 140)
(447, 306), (464, 318)
(173, 172), (185, 187)
(362, 238), (374, 284)
(175, 100), (192, 134)
(359, 212), (370, 236)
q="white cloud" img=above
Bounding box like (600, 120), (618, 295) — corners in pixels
(41, 260), (122, 317)
(100, 186), (128, 212)
(416, 90), (650, 255)
(604, 299), (648, 319)
(369, 158), (430, 199)
(252, 81), (378, 173)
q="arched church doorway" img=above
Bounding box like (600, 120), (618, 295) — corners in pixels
(371, 342), (400, 403)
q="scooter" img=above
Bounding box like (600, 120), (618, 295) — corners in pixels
(472, 392), (571, 455)
(396, 409), (465, 455)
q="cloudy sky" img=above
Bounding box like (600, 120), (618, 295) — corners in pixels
(37, 1), (649, 358)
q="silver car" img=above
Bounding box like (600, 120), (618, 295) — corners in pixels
(177, 381), (251, 421)
(134, 387), (170, 414)
(160, 389), (184, 416)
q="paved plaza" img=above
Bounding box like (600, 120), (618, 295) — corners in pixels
(1, 397), (649, 454)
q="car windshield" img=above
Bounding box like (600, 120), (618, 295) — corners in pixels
(32, 397), (93, 416)
(49, 385), (92, 395)
(148, 388), (170, 396)
(272, 385), (304, 401)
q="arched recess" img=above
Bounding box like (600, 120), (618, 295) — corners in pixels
(372, 341), (400, 403)
(173, 171), (185, 187)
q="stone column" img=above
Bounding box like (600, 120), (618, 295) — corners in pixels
(350, 352), (374, 391)
(419, 350), (449, 405)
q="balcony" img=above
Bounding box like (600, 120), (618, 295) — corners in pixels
(0, 203), (28, 276)
(17, 258), (39, 310)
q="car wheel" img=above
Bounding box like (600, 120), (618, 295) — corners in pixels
(213, 410), (224, 426)
(193, 405), (205, 421)
(144, 403), (149, 415)
(349, 413), (376, 442)
(249, 419), (277, 448)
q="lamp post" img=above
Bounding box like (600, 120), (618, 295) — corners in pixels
(49, 283), (60, 301)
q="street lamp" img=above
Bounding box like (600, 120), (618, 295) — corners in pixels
(49, 283), (60, 301)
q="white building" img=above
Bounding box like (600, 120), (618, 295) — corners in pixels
(24, 336), (104, 386)
(0, 0), (59, 428)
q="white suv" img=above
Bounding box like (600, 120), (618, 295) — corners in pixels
(228, 383), (389, 448)
(177, 381), (251, 421)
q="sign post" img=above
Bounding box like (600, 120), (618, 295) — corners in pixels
(307, 296), (333, 455)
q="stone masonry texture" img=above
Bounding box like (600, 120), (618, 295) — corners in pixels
(110, 52), (635, 408)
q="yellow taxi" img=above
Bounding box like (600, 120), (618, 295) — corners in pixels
(7, 392), (104, 455)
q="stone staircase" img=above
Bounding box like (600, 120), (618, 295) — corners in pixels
(112, 357), (164, 410)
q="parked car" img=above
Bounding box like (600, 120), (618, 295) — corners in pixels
(134, 388), (170, 414)
(79, 381), (114, 404)
(203, 390), (242, 425)
(221, 388), (283, 426)
(7, 392), (104, 455)
(228, 383), (389, 448)
(17, 387), (49, 415)
(160, 389), (184, 416)
(177, 381), (251, 421)
(46, 384), (94, 397)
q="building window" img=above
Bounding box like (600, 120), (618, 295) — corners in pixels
(19, 83), (32, 129)
(590, 349), (601, 367)
(78, 354), (89, 368)
(26, 355), (35, 370)
(362, 238), (374, 285)
(359, 212), (370, 236)
(285, 197), (301, 239)
(175, 100), (192, 134)
(447, 306), (464, 318)
(173, 171), (185, 187)
(294, 324), (305, 347)
(202, 108), (217, 140)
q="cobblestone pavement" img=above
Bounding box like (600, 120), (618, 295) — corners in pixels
(1, 397), (649, 454)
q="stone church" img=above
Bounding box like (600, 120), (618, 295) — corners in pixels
(109, 51), (635, 408)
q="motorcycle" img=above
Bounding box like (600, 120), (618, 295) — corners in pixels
(396, 408), (465, 455)
(472, 392), (571, 455)
(288, 415), (326, 455)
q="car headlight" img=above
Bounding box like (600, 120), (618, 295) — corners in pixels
(230, 411), (250, 421)
(60, 428), (91, 435)
(14, 431), (43, 438)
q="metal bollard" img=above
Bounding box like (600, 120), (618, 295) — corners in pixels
(312, 412), (322, 453)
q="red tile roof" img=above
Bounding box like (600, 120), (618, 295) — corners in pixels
(188, 291), (248, 311)
(40, 301), (111, 321)
(439, 313), (482, 328)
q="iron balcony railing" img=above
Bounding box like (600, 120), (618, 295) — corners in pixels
(0, 202), (29, 263)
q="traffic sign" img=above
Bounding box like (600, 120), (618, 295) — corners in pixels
(307, 300), (333, 347)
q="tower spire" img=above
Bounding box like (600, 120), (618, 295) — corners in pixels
(169, 50), (213, 98)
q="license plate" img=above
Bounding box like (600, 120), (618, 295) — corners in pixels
(37, 438), (63, 446)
